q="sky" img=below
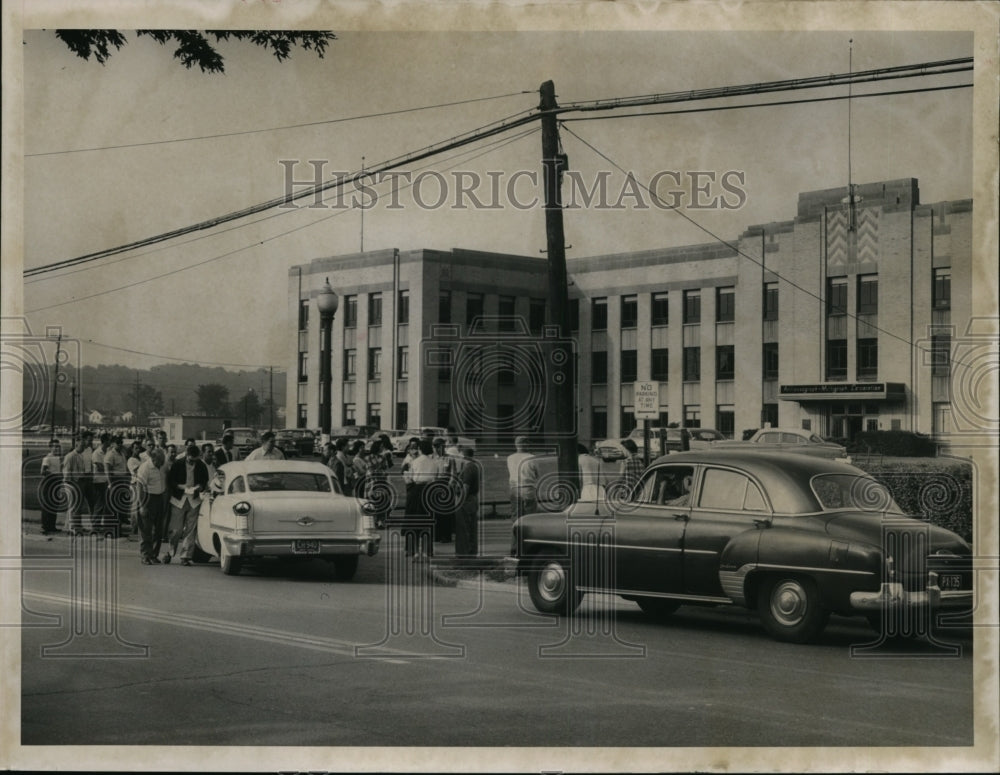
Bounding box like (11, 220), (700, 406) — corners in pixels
(16, 25), (979, 374)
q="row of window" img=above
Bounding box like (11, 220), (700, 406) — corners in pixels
(826, 269), (951, 317)
(299, 343), (784, 384)
(826, 338), (878, 381)
(300, 267), (950, 336)
(298, 291), (411, 331)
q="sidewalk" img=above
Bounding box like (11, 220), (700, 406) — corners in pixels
(21, 507), (515, 562)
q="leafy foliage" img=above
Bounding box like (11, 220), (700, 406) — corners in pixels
(54, 30), (336, 73)
(853, 457), (973, 542)
(197, 383), (231, 416)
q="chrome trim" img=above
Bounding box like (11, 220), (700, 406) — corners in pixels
(583, 587), (732, 605)
(755, 562), (875, 577)
(718, 563), (756, 606)
(850, 582), (973, 612)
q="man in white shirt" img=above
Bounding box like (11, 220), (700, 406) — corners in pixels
(246, 430), (285, 461)
(39, 439), (62, 535)
(90, 433), (111, 532)
(507, 436), (539, 518)
(135, 448), (167, 564)
(61, 435), (90, 535)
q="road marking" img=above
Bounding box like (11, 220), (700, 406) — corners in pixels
(22, 590), (416, 659)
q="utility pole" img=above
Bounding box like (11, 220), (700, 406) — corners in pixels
(539, 81), (579, 492)
(135, 372), (140, 426)
(48, 333), (62, 434)
(269, 366), (274, 431)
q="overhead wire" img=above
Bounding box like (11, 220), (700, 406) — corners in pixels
(559, 123), (964, 367)
(25, 121), (540, 285)
(25, 90), (536, 157)
(26, 124), (541, 314)
(25, 57), (968, 280)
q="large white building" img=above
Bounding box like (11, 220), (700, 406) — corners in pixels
(287, 178), (971, 445)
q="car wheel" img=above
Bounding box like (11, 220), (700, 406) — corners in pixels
(757, 576), (829, 643)
(635, 597), (681, 618)
(527, 556), (583, 615)
(219, 542), (242, 576)
(332, 555), (359, 581)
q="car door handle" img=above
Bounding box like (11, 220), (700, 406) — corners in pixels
(753, 518), (772, 528)
(673, 513), (689, 522)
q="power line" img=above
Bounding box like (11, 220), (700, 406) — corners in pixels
(26, 123), (540, 285)
(24, 57), (969, 280)
(560, 83), (971, 122)
(25, 125), (540, 313)
(25, 90), (536, 157)
(560, 123), (964, 367)
(24, 107), (540, 278)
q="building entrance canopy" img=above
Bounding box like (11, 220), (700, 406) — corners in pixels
(779, 382), (906, 403)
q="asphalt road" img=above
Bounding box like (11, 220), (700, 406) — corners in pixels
(19, 529), (973, 750)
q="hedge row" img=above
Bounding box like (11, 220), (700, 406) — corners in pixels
(847, 430), (938, 456)
(852, 457), (973, 542)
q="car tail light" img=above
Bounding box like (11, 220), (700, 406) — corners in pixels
(359, 500), (376, 531)
(233, 501), (252, 534)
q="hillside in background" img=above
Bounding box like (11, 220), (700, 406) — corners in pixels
(22, 362), (287, 426)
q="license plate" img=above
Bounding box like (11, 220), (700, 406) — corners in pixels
(293, 539), (320, 554)
(938, 574), (964, 590)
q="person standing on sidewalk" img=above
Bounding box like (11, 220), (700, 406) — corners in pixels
(39, 439), (63, 536)
(61, 435), (90, 535)
(246, 430), (284, 461)
(621, 438), (644, 494)
(405, 438), (437, 560)
(103, 435), (130, 536)
(430, 436), (456, 543)
(455, 446), (480, 558)
(163, 444), (209, 565)
(135, 448), (167, 564)
(507, 436), (539, 519)
(90, 433), (111, 532)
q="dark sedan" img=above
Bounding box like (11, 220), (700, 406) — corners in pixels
(512, 450), (973, 643)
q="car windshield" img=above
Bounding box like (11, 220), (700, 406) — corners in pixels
(810, 473), (903, 513)
(808, 434), (825, 444)
(246, 472), (333, 493)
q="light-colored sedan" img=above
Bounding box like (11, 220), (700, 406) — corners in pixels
(717, 428), (850, 461)
(196, 459), (380, 579)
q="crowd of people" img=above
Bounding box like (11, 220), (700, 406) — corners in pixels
(316, 430), (481, 561)
(37, 426), (488, 563)
(39, 429), (244, 566)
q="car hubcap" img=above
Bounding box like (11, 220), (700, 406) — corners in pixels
(771, 581), (807, 626)
(537, 563), (566, 603)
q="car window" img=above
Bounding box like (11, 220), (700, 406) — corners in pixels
(810, 473), (903, 513)
(759, 432), (779, 443)
(697, 468), (767, 512)
(809, 434), (825, 444)
(228, 476), (246, 494)
(246, 472), (333, 492)
(634, 465), (695, 507)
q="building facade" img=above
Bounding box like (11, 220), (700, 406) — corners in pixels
(288, 178), (971, 445)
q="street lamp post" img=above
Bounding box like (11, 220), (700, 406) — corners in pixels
(316, 278), (339, 443)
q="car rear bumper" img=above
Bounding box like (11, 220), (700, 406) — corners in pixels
(222, 533), (380, 558)
(849, 579), (972, 612)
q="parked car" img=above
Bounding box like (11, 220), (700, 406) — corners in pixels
(512, 449), (973, 643)
(717, 427), (850, 461)
(390, 427), (477, 455)
(530, 453), (624, 505)
(274, 429), (316, 458)
(595, 427), (725, 460)
(195, 459), (380, 579)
